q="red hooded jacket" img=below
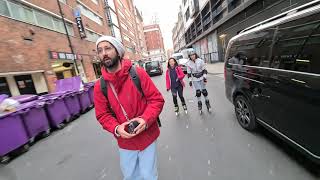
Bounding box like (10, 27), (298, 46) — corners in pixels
(165, 66), (185, 90)
(94, 60), (165, 151)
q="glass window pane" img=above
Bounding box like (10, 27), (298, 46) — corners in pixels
(110, 10), (119, 27)
(108, 0), (116, 11)
(53, 18), (65, 33)
(22, 7), (35, 24)
(8, 1), (23, 20)
(67, 24), (74, 36)
(0, 0), (10, 16)
(35, 11), (54, 29)
(113, 26), (122, 41)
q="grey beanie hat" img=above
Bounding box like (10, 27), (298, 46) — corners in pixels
(96, 36), (125, 58)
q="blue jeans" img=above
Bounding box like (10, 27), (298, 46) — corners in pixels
(119, 141), (158, 180)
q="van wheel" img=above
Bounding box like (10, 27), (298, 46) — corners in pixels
(234, 95), (257, 131)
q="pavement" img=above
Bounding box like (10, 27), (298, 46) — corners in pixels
(206, 62), (224, 77)
(0, 69), (319, 180)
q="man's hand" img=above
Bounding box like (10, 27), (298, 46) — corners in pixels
(131, 117), (147, 135)
(189, 81), (192, 87)
(116, 121), (135, 139)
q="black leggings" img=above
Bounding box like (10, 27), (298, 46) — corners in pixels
(171, 85), (185, 106)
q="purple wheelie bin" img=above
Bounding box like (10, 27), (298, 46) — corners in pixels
(0, 111), (29, 163)
(77, 88), (92, 113)
(84, 83), (94, 105)
(10, 95), (38, 104)
(63, 91), (81, 118)
(18, 101), (51, 143)
(40, 94), (71, 129)
(0, 94), (8, 103)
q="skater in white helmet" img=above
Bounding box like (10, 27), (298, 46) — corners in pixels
(166, 57), (187, 115)
(186, 51), (212, 114)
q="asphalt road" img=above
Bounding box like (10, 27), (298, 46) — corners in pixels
(0, 71), (319, 180)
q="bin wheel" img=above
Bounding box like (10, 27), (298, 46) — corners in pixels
(29, 137), (35, 144)
(41, 129), (51, 138)
(57, 123), (65, 129)
(0, 155), (10, 164)
(21, 144), (30, 153)
(65, 117), (71, 123)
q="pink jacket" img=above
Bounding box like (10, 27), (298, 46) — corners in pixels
(166, 66), (185, 90)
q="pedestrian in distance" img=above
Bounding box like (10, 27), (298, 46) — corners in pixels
(93, 35), (165, 180)
(165, 57), (187, 116)
(186, 51), (212, 114)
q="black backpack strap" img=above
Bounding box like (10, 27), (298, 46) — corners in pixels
(100, 77), (108, 98)
(129, 65), (145, 98)
(129, 65), (161, 127)
(100, 77), (116, 117)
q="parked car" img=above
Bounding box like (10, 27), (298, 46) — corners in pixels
(172, 52), (188, 74)
(224, 1), (320, 165)
(143, 61), (163, 76)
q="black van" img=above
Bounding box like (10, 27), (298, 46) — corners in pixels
(143, 61), (163, 76)
(224, 1), (320, 164)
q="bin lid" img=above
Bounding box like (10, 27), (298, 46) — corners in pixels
(0, 94), (8, 104)
(10, 95), (38, 104)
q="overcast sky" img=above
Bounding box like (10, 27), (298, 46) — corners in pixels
(134, 0), (182, 51)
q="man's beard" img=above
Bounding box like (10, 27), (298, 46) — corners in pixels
(102, 55), (120, 69)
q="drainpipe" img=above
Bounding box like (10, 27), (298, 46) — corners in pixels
(56, 0), (80, 75)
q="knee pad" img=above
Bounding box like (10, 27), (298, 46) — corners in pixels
(196, 90), (201, 97)
(202, 89), (208, 96)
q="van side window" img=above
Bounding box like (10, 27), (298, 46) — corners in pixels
(230, 28), (274, 67)
(271, 13), (320, 74)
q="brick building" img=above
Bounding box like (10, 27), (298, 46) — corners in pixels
(144, 24), (166, 62)
(0, 0), (111, 96)
(110, 0), (140, 61)
(134, 7), (148, 59)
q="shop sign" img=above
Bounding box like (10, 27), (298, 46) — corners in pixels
(49, 51), (80, 60)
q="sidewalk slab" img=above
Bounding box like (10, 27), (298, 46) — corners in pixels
(206, 62), (224, 75)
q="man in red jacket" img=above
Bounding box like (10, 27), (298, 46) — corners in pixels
(94, 36), (164, 180)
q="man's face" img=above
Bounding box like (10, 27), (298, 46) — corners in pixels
(97, 41), (119, 69)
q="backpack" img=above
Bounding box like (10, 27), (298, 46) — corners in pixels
(100, 66), (161, 127)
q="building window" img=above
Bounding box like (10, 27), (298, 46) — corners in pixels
(117, 0), (124, 8)
(0, 0), (74, 36)
(113, 26), (122, 41)
(85, 29), (101, 42)
(185, 8), (190, 21)
(110, 10), (119, 27)
(59, 0), (67, 4)
(123, 35), (130, 42)
(121, 22), (128, 31)
(125, 9), (131, 18)
(91, 0), (98, 4)
(118, 10), (125, 19)
(126, 46), (135, 53)
(35, 11), (54, 29)
(77, 2), (102, 25)
(0, 0), (10, 16)
(8, 1), (35, 24)
(106, 0), (116, 11)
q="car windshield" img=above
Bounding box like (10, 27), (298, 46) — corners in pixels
(173, 55), (183, 60)
(146, 62), (159, 67)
